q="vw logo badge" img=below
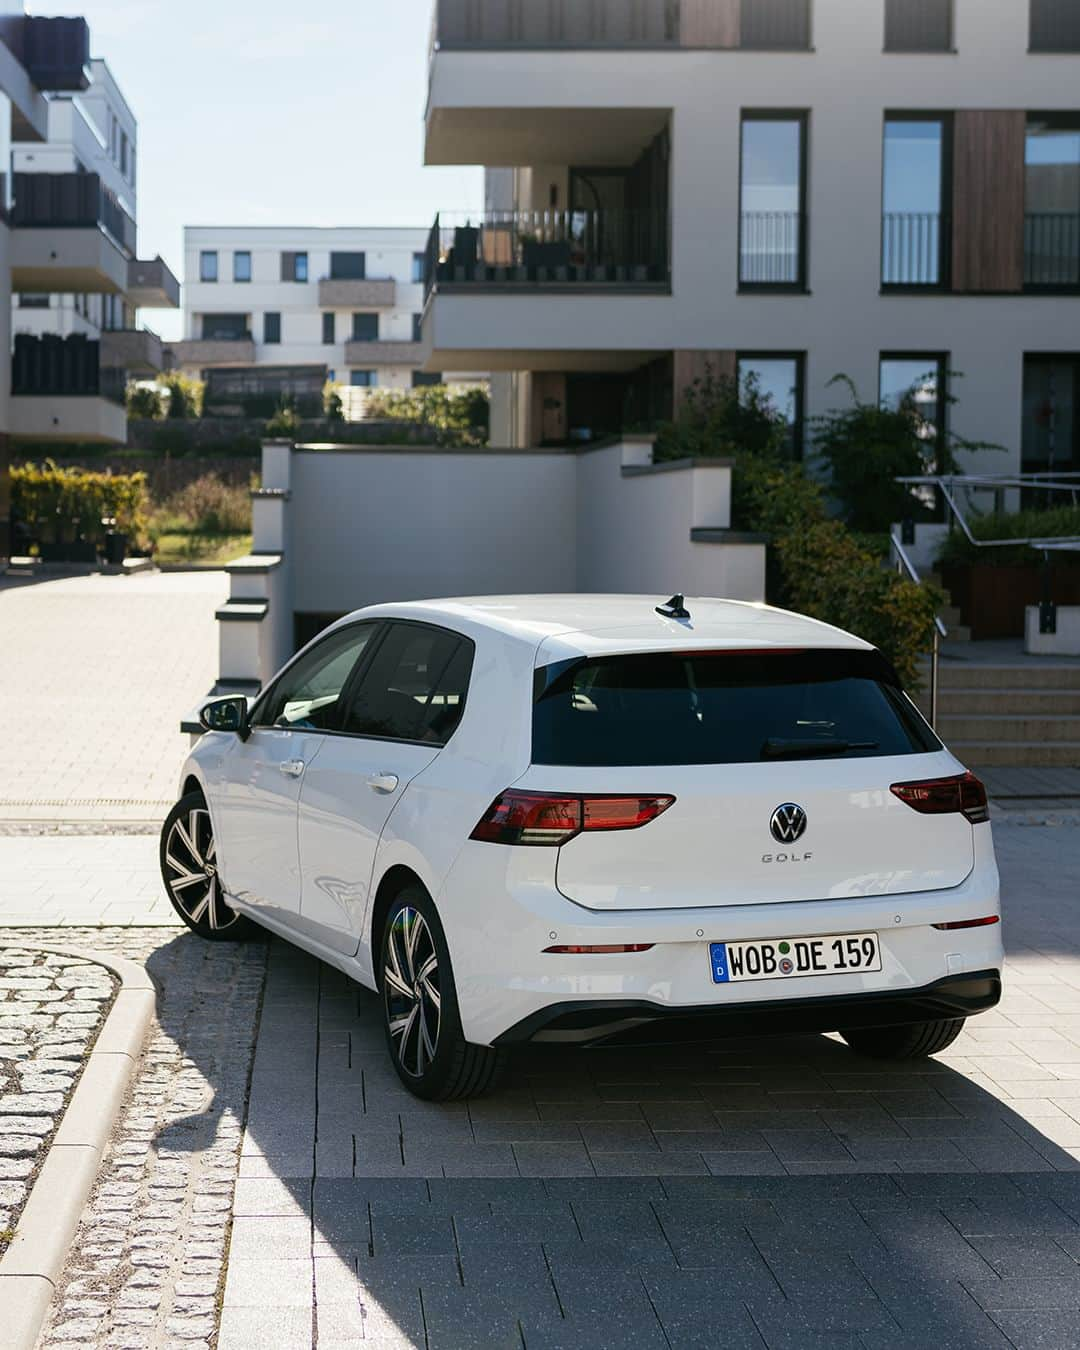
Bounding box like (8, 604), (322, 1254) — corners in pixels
(770, 803), (808, 844)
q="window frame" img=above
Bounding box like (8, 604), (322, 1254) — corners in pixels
(738, 0), (813, 51)
(199, 250), (218, 284)
(883, 0), (954, 53)
(736, 350), (806, 459)
(1030, 0), (1080, 53)
(1024, 112), (1080, 295)
(330, 251), (366, 281)
(351, 312), (379, 342)
(251, 619), (475, 749)
(233, 250), (252, 284)
(411, 252), (425, 284)
(280, 251), (309, 283)
(880, 111), (954, 292)
(1021, 351), (1080, 478)
(322, 311), (336, 345)
(879, 350), (949, 449)
(263, 311), (281, 345)
(350, 370), (375, 387)
(738, 110), (809, 294)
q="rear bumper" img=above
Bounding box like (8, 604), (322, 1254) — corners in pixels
(495, 969), (1002, 1046)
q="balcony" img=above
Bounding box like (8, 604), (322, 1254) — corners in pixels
(1024, 213), (1080, 289)
(10, 172), (134, 293)
(317, 277), (397, 308)
(167, 336), (257, 370)
(10, 333), (126, 444)
(22, 16), (90, 90)
(1030, 0), (1080, 51)
(881, 211), (946, 287)
(127, 256), (181, 309)
(344, 339), (425, 366)
(424, 209), (670, 299)
(101, 327), (165, 375)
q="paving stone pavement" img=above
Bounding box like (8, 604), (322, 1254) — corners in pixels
(4, 822), (1078, 1350)
(0, 946), (115, 1249)
(0, 570), (225, 824)
(0, 834), (175, 927)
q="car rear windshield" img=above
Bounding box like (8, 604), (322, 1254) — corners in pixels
(531, 648), (940, 767)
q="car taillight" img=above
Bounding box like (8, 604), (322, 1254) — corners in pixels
(932, 916), (1000, 930)
(469, 791), (675, 846)
(890, 772), (989, 824)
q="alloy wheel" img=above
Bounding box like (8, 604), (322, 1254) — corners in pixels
(384, 906), (442, 1078)
(163, 807), (239, 931)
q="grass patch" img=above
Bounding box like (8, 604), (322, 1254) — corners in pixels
(152, 531), (252, 565)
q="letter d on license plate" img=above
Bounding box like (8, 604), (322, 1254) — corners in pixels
(710, 933), (881, 984)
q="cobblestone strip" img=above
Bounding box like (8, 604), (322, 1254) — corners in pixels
(0, 946), (117, 1252)
(7, 928), (270, 1350)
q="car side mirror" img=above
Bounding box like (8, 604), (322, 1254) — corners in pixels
(199, 696), (251, 740)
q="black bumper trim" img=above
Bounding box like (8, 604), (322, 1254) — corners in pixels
(494, 970), (1002, 1046)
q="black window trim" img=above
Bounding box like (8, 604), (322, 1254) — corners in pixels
(880, 110), (954, 293)
(249, 617), (476, 749)
(1024, 111), (1080, 296)
(738, 109), (810, 295)
(879, 349), (950, 449)
(736, 349), (806, 460)
(883, 0), (955, 53)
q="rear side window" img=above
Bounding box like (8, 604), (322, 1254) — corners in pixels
(532, 649), (939, 767)
(341, 623), (473, 744)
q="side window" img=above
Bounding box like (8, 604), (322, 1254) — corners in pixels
(341, 624), (473, 745)
(257, 625), (377, 731)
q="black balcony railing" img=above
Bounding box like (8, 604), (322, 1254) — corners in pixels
(739, 211), (803, 286)
(22, 16), (90, 91)
(12, 333), (125, 405)
(882, 211), (945, 286)
(1024, 212), (1080, 288)
(424, 209), (670, 300)
(434, 0), (678, 47)
(1030, 0), (1080, 52)
(11, 172), (135, 255)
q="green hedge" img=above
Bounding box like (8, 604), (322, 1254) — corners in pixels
(11, 460), (148, 549)
(937, 505), (1080, 569)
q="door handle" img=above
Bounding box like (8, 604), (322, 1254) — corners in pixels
(366, 773), (399, 794)
(279, 759), (306, 778)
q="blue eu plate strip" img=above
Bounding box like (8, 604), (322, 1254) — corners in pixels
(710, 942), (730, 984)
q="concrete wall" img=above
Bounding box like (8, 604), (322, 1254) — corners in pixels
(425, 0), (1080, 472)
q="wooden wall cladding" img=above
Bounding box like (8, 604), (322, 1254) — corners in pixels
(952, 110), (1026, 293)
(680, 0), (739, 47)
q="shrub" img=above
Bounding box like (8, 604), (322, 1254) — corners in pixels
(166, 474), (252, 535)
(11, 460), (148, 550)
(363, 384), (490, 446)
(324, 381), (344, 423)
(936, 504), (1080, 569)
(264, 401), (301, 437)
(811, 373), (1003, 534)
(654, 368), (787, 463)
(161, 373), (204, 419)
(126, 382), (164, 419)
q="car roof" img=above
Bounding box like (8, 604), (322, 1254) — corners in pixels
(349, 595), (872, 656)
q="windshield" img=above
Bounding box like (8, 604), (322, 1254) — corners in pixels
(532, 648), (940, 767)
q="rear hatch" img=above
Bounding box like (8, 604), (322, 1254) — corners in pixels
(527, 645), (974, 911)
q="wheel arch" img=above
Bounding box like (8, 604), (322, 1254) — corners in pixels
(181, 773), (204, 801)
(368, 864), (429, 963)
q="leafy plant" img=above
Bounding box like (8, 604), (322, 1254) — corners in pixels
(363, 384), (490, 447)
(264, 401), (301, 437)
(936, 504), (1080, 569)
(164, 474), (253, 535)
(811, 373), (1002, 534)
(161, 373), (204, 419)
(126, 382), (164, 419)
(323, 381), (344, 423)
(654, 368), (787, 463)
(11, 460), (148, 550)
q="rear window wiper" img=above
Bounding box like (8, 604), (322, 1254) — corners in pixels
(761, 738), (880, 760)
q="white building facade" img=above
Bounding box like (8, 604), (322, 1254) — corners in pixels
(174, 226), (468, 404)
(421, 0), (1080, 478)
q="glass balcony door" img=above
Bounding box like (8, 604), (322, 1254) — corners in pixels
(882, 117), (949, 287)
(1025, 116), (1080, 290)
(739, 114), (807, 289)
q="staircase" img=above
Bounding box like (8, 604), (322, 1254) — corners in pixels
(931, 661), (1080, 768)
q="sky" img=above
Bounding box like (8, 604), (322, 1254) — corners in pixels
(36, 0), (484, 338)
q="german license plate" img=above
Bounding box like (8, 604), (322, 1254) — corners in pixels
(710, 932), (882, 984)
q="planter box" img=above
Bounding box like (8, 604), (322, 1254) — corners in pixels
(39, 540), (98, 563)
(942, 562), (1080, 640)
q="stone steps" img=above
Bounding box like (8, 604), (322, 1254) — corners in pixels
(938, 688), (1080, 716)
(926, 661), (1080, 766)
(949, 739), (1080, 768)
(936, 713), (1080, 743)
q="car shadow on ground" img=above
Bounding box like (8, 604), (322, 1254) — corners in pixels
(145, 930), (1080, 1350)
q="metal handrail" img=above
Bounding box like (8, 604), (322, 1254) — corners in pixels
(889, 532), (946, 729)
(894, 473), (1080, 551)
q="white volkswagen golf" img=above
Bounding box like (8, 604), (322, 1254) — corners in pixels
(162, 594), (1003, 1100)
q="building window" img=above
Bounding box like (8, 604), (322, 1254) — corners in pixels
(330, 252), (366, 280)
(1023, 355), (1079, 475)
(233, 251), (252, 283)
(120, 131), (128, 176)
(351, 313), (378, 342)
(350, 370), (375, 387)
(884, 0), (953, 51)
(739, 113), (807, 288)
(740, 0), (811, 50)
(1025, 115), (1080, 289)
(879, 355), (947, 463)
(18, 293), (50, 308)
(412, 371), (442, 388)
(411, 252), (425, 283)
(199, 250), (218, 283)
(201, 313), (249, 340)
(882, 115), (950, 287)
(264, 312), (281, 344)
(412, 313), (423, 342)
(322, 312), (336, 345)
(737, 354), (805, 458)
(1030, 0), (1080, 52)
(281, 251), (309, 283)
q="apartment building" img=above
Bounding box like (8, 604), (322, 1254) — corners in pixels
(9, 53), (179, 429)
(421, 0), (1080, 476)
(173, 226), (475, 411)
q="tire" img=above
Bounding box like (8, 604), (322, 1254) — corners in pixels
(840, 1018), (965, 1061)
(160, 791), (257, 941)
(379, 884), (506, 1100)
